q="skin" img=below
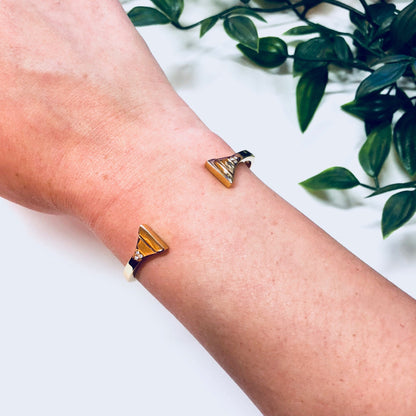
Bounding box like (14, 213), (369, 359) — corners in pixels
(0, 1), (415, 415)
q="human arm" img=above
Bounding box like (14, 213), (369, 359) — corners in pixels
(1, 1), (416, 415)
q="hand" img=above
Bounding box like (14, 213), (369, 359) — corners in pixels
(0, 0), (177, 215)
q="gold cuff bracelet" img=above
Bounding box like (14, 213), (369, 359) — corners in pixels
(205, 150), (254, 187)
(123, 225), (168, 282)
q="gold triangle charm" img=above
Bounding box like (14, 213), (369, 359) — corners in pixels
(124, 225), (168, 282)
(205, 150), (254, 188)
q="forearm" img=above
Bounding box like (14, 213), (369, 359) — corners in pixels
(75, 108), (416, 415)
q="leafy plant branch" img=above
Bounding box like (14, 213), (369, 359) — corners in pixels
(127, 0), (416, 237)
(170, 3), (306, 30)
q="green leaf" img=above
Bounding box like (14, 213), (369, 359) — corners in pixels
(200, 16), (218, 37)
(237, 37), (287, 68)
(300, 167), (360, 190)
(373, 55), (415, 65)
(349, 10), (370, 35)
(396, 87), (413, 112)
(368, 3), (396, 26)
(296, 66), (328, 132)
(283, 25), (320, 36)
(382, 191), (416, 237)
(364, 119), (381, 136)
(226, 7), (267, 23)
(128, 7), (170, 26)
(333, 36), (353, 63)
(293, 37), (335, 74)
(223, 16), (259, 51)
(391, 1), (416, 50)
(356, 62), (409, 98)
(342, 94), (399, 123)
(151, 0), (183, 22)
(351, 29), (372, 55)
(393, 109), (416, 175)
(368, 183), (416, 198)
(359, 123), (391, 177)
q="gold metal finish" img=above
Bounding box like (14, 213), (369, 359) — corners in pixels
(123, 224), (169, 282)
(205, 150), (255, 187)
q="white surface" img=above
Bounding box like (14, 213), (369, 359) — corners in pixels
(1, 1), (415, 415)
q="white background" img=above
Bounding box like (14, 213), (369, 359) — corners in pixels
(0, 1), (415, 415)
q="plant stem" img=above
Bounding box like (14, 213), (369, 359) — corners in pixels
(283, 0), (307, 20)
(323, 0), (366, 18)
(171, 2), (307, 30)
(171, 5), (243, 30)
(250, 3), (306, 14)
(357, 0), (375, 23)
(360, 182), (377, 191)
(283, 0), (383, 58)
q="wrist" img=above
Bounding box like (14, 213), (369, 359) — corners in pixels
(68, 107), (232, 264)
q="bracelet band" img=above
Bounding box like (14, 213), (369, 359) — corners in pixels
(205, 150), (254, 187)
(123, 224), (169, 282)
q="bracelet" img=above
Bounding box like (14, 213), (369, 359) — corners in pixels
(123, 225), (169, 282)
(124, 150), (254, 280)
(205, 150), (254, 187)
